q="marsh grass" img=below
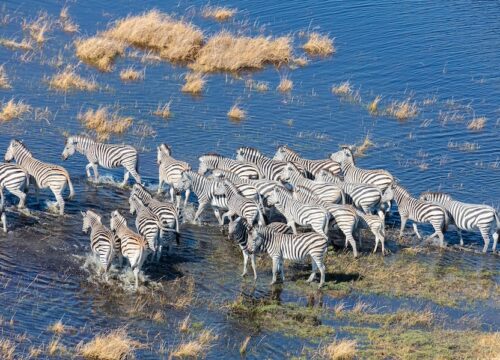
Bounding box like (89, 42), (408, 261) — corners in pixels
(246, 79), (269, 92)
(103, 10), (203, 62)
(367, 95), (381, 114)
(78, 106), (133, 141)
(0, 65), (11, 89)
(153, 102), (171, 119)
(319, 339), (357, 360)
(29, 346), (43, 358)
(293, 57), (308, 67)
(78, 328), (141, 360)
(0, 99), (31, 122)
(150, 311), (166, 323)
(0, 38), (33, 51)
(190, 31), (291, 72)
(467, 117), (486, 131)
(354, 135), (373, 157)
(181, 72), (205, 94)
(277, 76), (293, 92)
(303, 32), (335, 56)
(332, 81), (361, 103)
(47, 337), (67, 356)
(119, 67), (144, 81)
(75, 36), (125, 72)
(447, 140), (480, 152)
(171, 329), (217, 358)
(0, 339), (15, 360)
(179, 315), (190, 333)
(239, 336), (251, 355)
(387, 99), (418, 120)
(202, 6), (237, 21)
(227, 104), (245, 120)
(48, 320), (66, 335)
(48, 67), (98, 91)
(59, 6), (79, 33)
(22, 12), (51, 44)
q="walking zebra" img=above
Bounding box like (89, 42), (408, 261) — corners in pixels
(281, 162), (344, 204)
(354, 209), (386, 254)
(247, 226), (328, 288)
(0, 162), (29, 209)
(316, 170), (385, 218)
(5, 140), (74, 215)
(267, 186), (331, 239)
(211, 169), (261, 202)
(214, 179), (265, 226)
(419, 192), (499, 253)
(81, 210), (117, 279)
(198, 153), (260, 179)
(157, 144), (191, 208)
(228, 217), (290, 279)
(273, 145), (341, 178)
(386, 184), (448, 247)
(110, 210), (147, 290)
(177, 171), (227, 225)
(61, 135), (141, 186)
(292, 185), (359, 257)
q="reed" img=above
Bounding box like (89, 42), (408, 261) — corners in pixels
(171, 330), (217, 358)
(153, 102), (171, 119)
(303, 32), (335, 56)
(59, 6), (79, 33)
(0, 38), (33, 51)
(78, 328), (140, 360)
(277, 75), (293, 92)
(48, 320), (66, 335)
(368, 95), (381, 114)
(22, 12), (51, 44)
(181, 72), (205, 94)
(119, 67), (144, 81)
(75, 36), (125, 72)
(0, 99), (31, 122)
(202, 6), (237, 21)
(332, 81), (352, 96)
(387, 99), (418, 120)
(48, 67), (98, 91)
(239, 336), (251, 355)
(467, 117), (486, 131)
(78, 106), (133, 141)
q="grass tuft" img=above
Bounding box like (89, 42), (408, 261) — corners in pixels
(47, 337), (67, 356)
(78, 328), (140, 360)
(22, 12), (51, 44)
(0, 99), (31, 122)
(202, 6), (237, 21)
(277, 75), (293, 93)
(293, 57), (308, 67)
(368, 95), (381, 114)
(29, 346), (43, 358)
(332, 81), (352, 96)
(320, 339), (357, 360)
(59, 6), (79, 33)
(0, 65), (11, 89)
(179, 315), (190, 333)
(303, 32), (335, 56)
(0, 38), (33, 51)
(48, 67), (98, 91)
(119, 67), (144, 81)
(387, 99), (418, 120)
(228, 104), (245, 121)
(355, 135), (374, 157)
(75, 36), (125, 72)
(48, 320), (66, 335)
(181, 72), (205, 94)
(171, 329), (217, 358)
(153, 102), (171, 119)
(0, 339), (15, 360)
(467, 117), (486, 131)
(78, 106), (133, 141)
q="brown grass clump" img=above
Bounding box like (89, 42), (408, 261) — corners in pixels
(190, 31), (291, 73)
(181, 72), (205, 94)
(277, 76), (293, 93)
(47, 338), (67, 356)
(153, 102), (171, 119)
(22, 13), (51, 44)
(48, 320), (66, 335)
(171, 329), (217, 358)
(119, 67), (144, 81)
(368, 95), (381, 114)
(0, 99), (31, 122)
(0, 65), (11, 89)
(228, 104), (245, 120)
(320, 339), (357, 360)
(48, 67), (98, 91)
(332, 81), (352, 96)
(104, 10), (203, 62)
(467, 117), (486, 131)
(78, 328), (140, 360)
(78, 106), (133, 141)
(0, 339), (16, 360)
(0, 38), (33, 51)
(202, 6), (237, 21)
(179, 315), (190, 333)
(387, 99), (418, 120)
(75, 36), (125, 72)
(303, 32), (335, 56)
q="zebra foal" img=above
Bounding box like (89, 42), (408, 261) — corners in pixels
(0, 163), (29, 209)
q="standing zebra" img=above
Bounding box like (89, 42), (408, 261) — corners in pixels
(157, 144), (191, 208)
(273, 145), (341, 178)
(81, 210), (117, 279)
(214, 179), (265, 226)
(5, 140), (74, 215)
(110, 210), (147, 290)
(247, 226), (328, 288)
(211, 169), (261, 202)
(267, 186), (331, 239)
(354, 209), (386, 254)
(281, 162), (344, 204)
(0, 162), (29, 209)
(61, 135), (141, 186)
(419, 192), (499, 253)
(387, 184), (448, 247)
(228, 217), (290, 279)
(198, 153), (260, 179)
(292, 185), (359, 257)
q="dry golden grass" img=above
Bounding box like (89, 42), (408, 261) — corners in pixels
(47, 338), (67, 356)
(48, 320), (66, 335)
(75, 36), (125, 72)
(355, 135), (374, 157)
(179, 315), (190, 333)
(475, 332), (500, 360)
(22, 13), (51, 44)
(181, 72), (205, 94)
(119, 67), (144, 81)
(78, 328), (140, 360)
(0, 38), (33, 51)
(228, 104), (245, 120)
(387, 99), (418, 120)
(78, 106), (133, 141)
(48, 67), (98, 91)
(171, 329), (217, 358)
(153, 102), (171, 119)
(320, 339), (357, 360)
(28, 346), (43, 358)
(303, 32), (335, 56)
(104, 10), (203, 62)
(467, 117), (486, 131)
(0, 99), (31, 122)
(202, 6), (237, 21)
(151, 311), (166, 323)
(239, 336), (251, 355)
(190, 31), (291, 72)
(0, 65), (11, 89)
(332, 81), (352, 96)
(0, 339), (15, 360)
(293, 57), (308, 67)
(59, 6), (79, 33)
(368, 95), (381, 114)
(277, 76), (293, 93)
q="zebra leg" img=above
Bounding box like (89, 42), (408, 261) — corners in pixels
(55, 192), (65, 215)
(307, 260), (317, 283)
(288, 221), (298, 235)
(242, 250), (249, 277)
(183, 189), (190, 209)
(317, 261), (326, 288)
(133, 266), (140, 290)
(1, 212), (6, 233)
(127, 165), (141, 185)
(169, 187), (175, 203)
(457, 229), (464, 246)
(412, 223), (422, 239)
(399, 216), (407, 237)
(492, 230), (498, 253)
(345, 233), (358, 258)
(10, 189), (26, 208)
(157, 178), (164, 195)
(85, 163), (92, 179)
(34, 183), (40, 204)
(280, 258), (285, 282)
(121, 171), (130, 187)
(377, 209), (385, 221)
(193, 202), (207, 224)
(373, 234), (379, 253)
(271, 257), (279, 285)
(92, 164), (99, 182)
(213, 208), (224, 225)
(480, 229), (491, 253)
(250, 253), (257, 280)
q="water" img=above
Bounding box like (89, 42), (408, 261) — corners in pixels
(0, 0), (499, 358)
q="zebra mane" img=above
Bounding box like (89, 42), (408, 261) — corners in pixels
(238, 146), (262, 155)
(393, 183), (412, 197)
(11, 139), (31, 155)
(84, 209), (102, 223)
(201, 152), (223, 158)
(420, 191), (452, 201)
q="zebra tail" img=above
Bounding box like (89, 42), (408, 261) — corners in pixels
(66, 172), (75, 199)
(322, 213), (330, 239)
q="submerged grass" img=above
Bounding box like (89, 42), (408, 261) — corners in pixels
(0, 339), (15, 360)
(48, 320), (66, 335)
(202, 6), (237, 21)
(22, 12), (51, 44)
(75, 36), (125, 72)
(78, 328), (141, 360)
(467, 116), (486, 131)
(368, 95), (381, 114)
(277, 76), (293, 92)
(0, 38), (33, 51)
(78, 106), (133, 141)
(0, 99), (31, 122)
(386, 99), (418, 120)
(303, 32), (335, 56)
(59, 6), (79, 33)
(48, 67), (98, 91)
(153, 102), (171, 119)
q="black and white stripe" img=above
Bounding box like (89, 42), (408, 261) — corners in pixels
(62, 135), (141, 186)
(1, 202), (6, 233)
(198, 153), (260, 179)
(354, 208), (386, 254)
(273, 145), (341, 178)
(247, 226), (328, 287)
(419, 192), (499, 253)
(211, 169), (261, 202)
(0, 162), (29, 209)
(157, 144), (191, 208)
(5, 139), (74, 215)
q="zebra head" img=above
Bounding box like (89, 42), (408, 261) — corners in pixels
(266, 186), (281, 207)
(129, 193), (144, 215)
(213, 178), (227, 196)
(236, 147), (262, 162)
(317, 170), (341, 183)
(330, 147), (350, 164)
(4, 139), (23, 163)
(419, 192), (452, 203)
(157, 143), (172, 165)
(81, 210), (101, 233)
(110, 210), (126, 233)
(228, 216), (244, 241)
(280, 162), (300, 182)
(247, 226), (264, 254)
(61, 136), (77, 160)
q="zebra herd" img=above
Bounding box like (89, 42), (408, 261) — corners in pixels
(0, 137), (499, 289)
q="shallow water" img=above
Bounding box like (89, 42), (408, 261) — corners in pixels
(0, 0), (499, 358)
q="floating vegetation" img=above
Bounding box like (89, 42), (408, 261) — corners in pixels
(246, 79), (269, 92)
(48, 67), (98, 91)
(277, 76), (293, 93)
(228, 104), (245, 120)
(119, 67), (144, 81)
(75, 36), (125, 72)
(153, 102), (171, 119)
(77, 328), (141, 360)
(0, 38), (33, 51)
(182, 72), (205, 94)
(103, 10), (203, 62)
(367, 95), (381, 114)
(171, 329), (217, 358)
(303, 32), (335, 56)
(190, 31), (291, 72)
(78, 106), (133, 141)
(387, 99), (418, 120)
(202, 6), (237, 21)
(467, 117), (486, 131)
(318, 339), (357, 360)
(0, 99), (31, 122)
(0, 65), (11, 89)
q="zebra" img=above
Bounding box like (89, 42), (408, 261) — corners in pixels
(211, 169), (261, 202)
(354, 208), (386, 254)
(157, 144), (191, 208)
(61, 135), (141, 186)
(316, 170), (385, 218)
(292, 185), (359, 257)
(5, 139), (74, 215)
(198, 153), (260, 179)
(110, 210), (147, 290)
(228, 217), (290, 279)
(214, 179), (265, 226)
(273, 145), (341, 178)
(281, 162), (344, 204)
(177, 170), (228, 225)
(266, 185), (330, 239)
(81, 209), (117, 279)
(0, 163), (29, 209)
(386, 184), (448, 247)
(419, 192), (499, 253)
(247, 226), (328, 288)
